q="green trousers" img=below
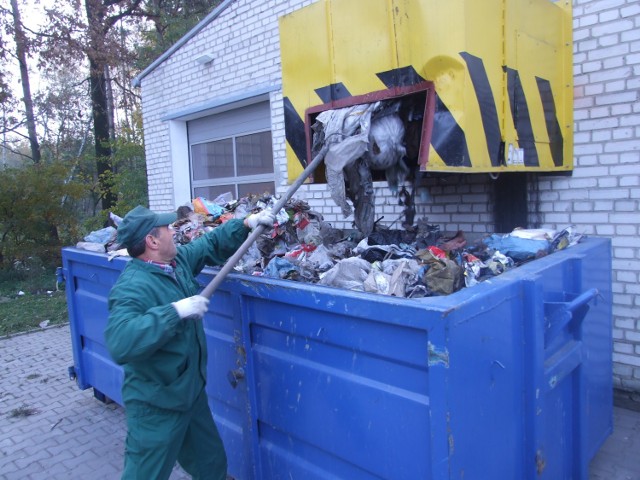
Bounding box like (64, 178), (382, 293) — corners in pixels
(121, 390), (227, 480)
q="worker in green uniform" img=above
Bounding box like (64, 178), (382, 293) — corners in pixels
(105, 205), (274, 480)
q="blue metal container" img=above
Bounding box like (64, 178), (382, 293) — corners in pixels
(61, 237), (612, 479)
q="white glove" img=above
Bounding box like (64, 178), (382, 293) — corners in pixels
(245, 209), (276, 230)
(172, 295), (209, 320)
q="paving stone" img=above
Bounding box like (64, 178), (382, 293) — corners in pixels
(0, 458), (20, 476)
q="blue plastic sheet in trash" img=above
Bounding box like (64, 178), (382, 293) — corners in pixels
(483, 234), (551, 263)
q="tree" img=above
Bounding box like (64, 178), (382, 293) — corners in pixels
(0, 14), (12, 108)
(35, 67), (93, 163)
(84, 0), (146, 211)
(0, 0), (38, 164)
(41, 0), (146, 211)
(135, 0), (216, 70)
(2, 0), (217, 216)
(9, 0), (40, 163)
(39, 0), (222, 212)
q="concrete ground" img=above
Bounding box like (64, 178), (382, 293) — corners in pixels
(1, 324), (638, 480)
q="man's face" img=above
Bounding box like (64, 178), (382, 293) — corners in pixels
(154, 225), (177, 262)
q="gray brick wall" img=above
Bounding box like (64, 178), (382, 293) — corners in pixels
(139, 0), (640, 393)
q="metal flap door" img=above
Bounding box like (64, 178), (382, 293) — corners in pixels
(524, 261), (605, 480)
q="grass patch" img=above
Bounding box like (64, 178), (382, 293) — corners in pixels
(0, 264), (68, 337)
(0, 292), (68, 336)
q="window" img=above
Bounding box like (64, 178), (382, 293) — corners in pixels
(188, 102), (275, 200)
(191, 131), (274, 199)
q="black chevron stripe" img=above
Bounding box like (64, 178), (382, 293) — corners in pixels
(460, 52), (502, 167)
(536, 77), (564, 167)
(506, 67), (539, 167)
(376, 65), (426, 88)
(283, 97), (308, 167)
(431, 95), (471, 167)
(314, 83), (351, 103)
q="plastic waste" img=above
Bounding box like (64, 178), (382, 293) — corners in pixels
(192, 197), (225, 218)
(76, 241), (107, 253)
(109, 212), (123, 227)
(364, 113), (408, 192)
(318, 257), (372, 291)
(263, 256), (300, 280)
(364, 266), (391, 294)
(84, 227), (116, 244)
(483, 234), (551, 263)
(420, 250), (464, 295)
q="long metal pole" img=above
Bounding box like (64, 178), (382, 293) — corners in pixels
(200, 144), (330, 298)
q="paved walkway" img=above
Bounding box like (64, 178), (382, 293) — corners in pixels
(0, 325), (189, 480)
(0, 324), (638, 480)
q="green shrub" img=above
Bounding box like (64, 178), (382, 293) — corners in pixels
(0, 161), (88, 268)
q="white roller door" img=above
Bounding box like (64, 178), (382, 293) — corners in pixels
(188, 101), (274, 200)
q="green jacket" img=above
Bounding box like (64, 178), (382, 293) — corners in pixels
(105, 219), (249, 411)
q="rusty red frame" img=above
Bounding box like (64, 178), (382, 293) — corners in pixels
(303, 81), (436, 178)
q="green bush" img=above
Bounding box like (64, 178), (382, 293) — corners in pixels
(0, 161), (88, 268)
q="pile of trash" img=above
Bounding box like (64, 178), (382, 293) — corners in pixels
(312, 100), (411, 236)
(76, 193), (583, 299)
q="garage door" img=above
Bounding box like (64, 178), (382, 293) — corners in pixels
(188, 101), (274, 200)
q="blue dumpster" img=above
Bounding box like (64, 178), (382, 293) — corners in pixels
(61, 236), (612, 479)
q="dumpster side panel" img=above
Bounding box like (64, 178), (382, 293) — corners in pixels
(201, 286), (255, 480)
(198, 278), (450, 480)
(247, 295), (437, 479)
(444, 281), (528, 480)
(533, 244), (613, 480)
(441, 239), (612, 480)
(573, 240), (614, 460)
(62, 249), (126, 404)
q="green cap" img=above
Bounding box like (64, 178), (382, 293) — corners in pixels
(116, 205), (177, 248)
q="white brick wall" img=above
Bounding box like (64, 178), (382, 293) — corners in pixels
(571, 0), (640, 393)
(139, 0), (640, 393)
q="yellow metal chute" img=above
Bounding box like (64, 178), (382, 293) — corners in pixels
(279, 0), (573, 182)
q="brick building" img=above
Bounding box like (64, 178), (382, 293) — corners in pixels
(132, 0), (640, 397)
